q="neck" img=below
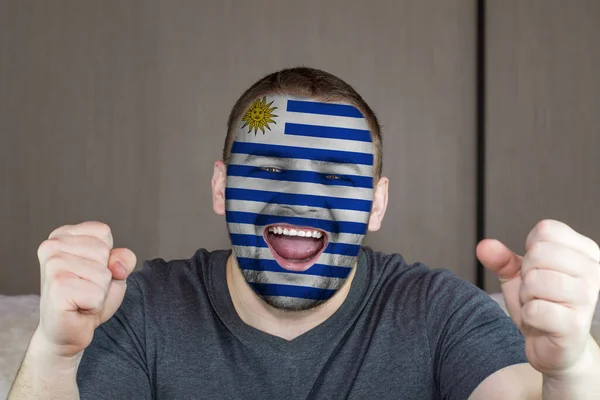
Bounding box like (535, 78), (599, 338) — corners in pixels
(226, 255), (356, 341)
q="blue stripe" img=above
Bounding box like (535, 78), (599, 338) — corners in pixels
(230, 234), (361, 256)
(226, 211), (368, 235)
(249, 283), (336, 300)
(227, 165), (373, 188)
(287, 100), (363, 118)
(225, 188), (372, 212)
(237, 258), (352, 279)
(284, 123), (371, 142)
(230, 142), (373, 166)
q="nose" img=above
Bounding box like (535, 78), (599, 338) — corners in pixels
(277, 203), (314, 218)
(278, 180), (331, 218)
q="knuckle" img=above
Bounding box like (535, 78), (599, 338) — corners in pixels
(534, 219), (554, 240)
(89, 284), (107, 310)
(92, 222), (114, 249)
(48, 224), (71, 239)
(527, 241), (547, 259)
(91, 240), (111, 260)
(92, 221), (111, 236)
(37, 238), (60, 259)
(570, 314), (589, 333)
(522, 300), (541, 322)
(583, 284), (599, 305)
(591, 240), (600, 262)
(44, 253), (67, 277)
(523, 269), (538, 287)
(98, 265), (113, 287)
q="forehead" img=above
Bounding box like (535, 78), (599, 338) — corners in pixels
(231, 95), (374, 170)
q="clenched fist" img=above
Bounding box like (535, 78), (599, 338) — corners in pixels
(478, 219), (600, 378)
(34, 221), (136, 358)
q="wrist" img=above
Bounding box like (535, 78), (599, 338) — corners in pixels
(28, 328), (82, 372)
(542, 337), (600, 399)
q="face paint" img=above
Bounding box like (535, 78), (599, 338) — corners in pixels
(225, 95), (374, 311)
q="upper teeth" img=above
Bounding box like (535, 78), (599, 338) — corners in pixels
(268, 226), (323, 238)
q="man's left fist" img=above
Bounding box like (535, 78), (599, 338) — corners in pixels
(477, 219), (600, 377)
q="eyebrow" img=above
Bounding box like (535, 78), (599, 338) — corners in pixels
(231, 142), (373, 166)
(242, 154), (361, 175)
(310, 160), (361, 175)
(243, 154), (289, 165)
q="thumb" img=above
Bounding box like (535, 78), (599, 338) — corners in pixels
(476, 239), (524, 327)
(476, 239), (522, 283)
(107, 248), (137, 280)
(99, 248), (137, 324)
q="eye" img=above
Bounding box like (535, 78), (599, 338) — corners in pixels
(324, 174), (355, 185)
(260, 166), (282, 173)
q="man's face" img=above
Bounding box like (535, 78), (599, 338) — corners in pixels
(224, 95), (375, 311)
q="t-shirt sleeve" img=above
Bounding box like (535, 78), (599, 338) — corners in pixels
(424, 268), (528, 400)
(76, 275), (152, 399)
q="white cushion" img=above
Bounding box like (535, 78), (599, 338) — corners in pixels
(0, 295), (40, 399)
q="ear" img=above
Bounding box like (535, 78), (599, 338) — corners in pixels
(212, 160), (227, 216)
(368, 176), (389, 232)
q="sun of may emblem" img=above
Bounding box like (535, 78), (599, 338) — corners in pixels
(241, 96), (278, 134)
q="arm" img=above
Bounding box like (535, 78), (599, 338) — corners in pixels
(75, 277), (152, 399)
(470, 338), (600, 400)
(469, 363), (542, 400)
(10, 274), (151, 400)
(7, 222), (137, 400)
(541, 337), (600, 399)
(476, 220), (600, 400)
(9, 331), (81, 400)
(424, 269), (529, 400)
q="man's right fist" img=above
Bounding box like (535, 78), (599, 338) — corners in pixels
(34, 221), (137, 358)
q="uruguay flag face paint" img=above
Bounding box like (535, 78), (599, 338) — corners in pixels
(226, 95), (374, 311)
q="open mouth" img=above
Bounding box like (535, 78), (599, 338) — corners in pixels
(263, 224), (328, 272)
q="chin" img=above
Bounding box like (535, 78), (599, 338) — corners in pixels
(260, 295), (327, 312)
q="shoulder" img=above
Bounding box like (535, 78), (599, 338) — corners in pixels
(125, 248), (230, 305)
(130, 248), (226, 285)
(364, 246), (481, 300)
(363, 247), (505, 323)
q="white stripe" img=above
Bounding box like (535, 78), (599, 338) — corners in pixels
(227, 154), (374, 178)
(242, 270), (344, 289)
(226, 176), (373, 201)
(232, 246), (358, 267)
(284, 112), (365, 129)
(232, 135), (373, 161)
(226, 200), (370, 222)
(282, 97), (367, 128)
(228, 223), (364, 244)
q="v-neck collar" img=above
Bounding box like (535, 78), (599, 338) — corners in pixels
(206, 249), (370, 359)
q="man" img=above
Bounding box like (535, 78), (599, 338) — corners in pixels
(9, 67), (600, 399)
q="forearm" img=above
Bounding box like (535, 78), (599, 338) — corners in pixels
(542, 338), (600, 400)
(8, 330), (81, 400)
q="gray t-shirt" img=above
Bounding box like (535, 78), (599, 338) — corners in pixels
(77, 247), (527, 399)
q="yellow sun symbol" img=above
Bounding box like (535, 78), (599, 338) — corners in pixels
(241, 96), (278, 135)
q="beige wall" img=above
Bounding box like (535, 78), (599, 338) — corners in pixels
(0, 0), (477, 294)
(3, 1), (599, 296)
(485, 0), (600, 292)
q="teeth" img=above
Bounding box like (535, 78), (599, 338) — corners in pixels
(268, 226), (323, 238)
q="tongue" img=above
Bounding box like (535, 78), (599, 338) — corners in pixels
(268, 234), (323, 260)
